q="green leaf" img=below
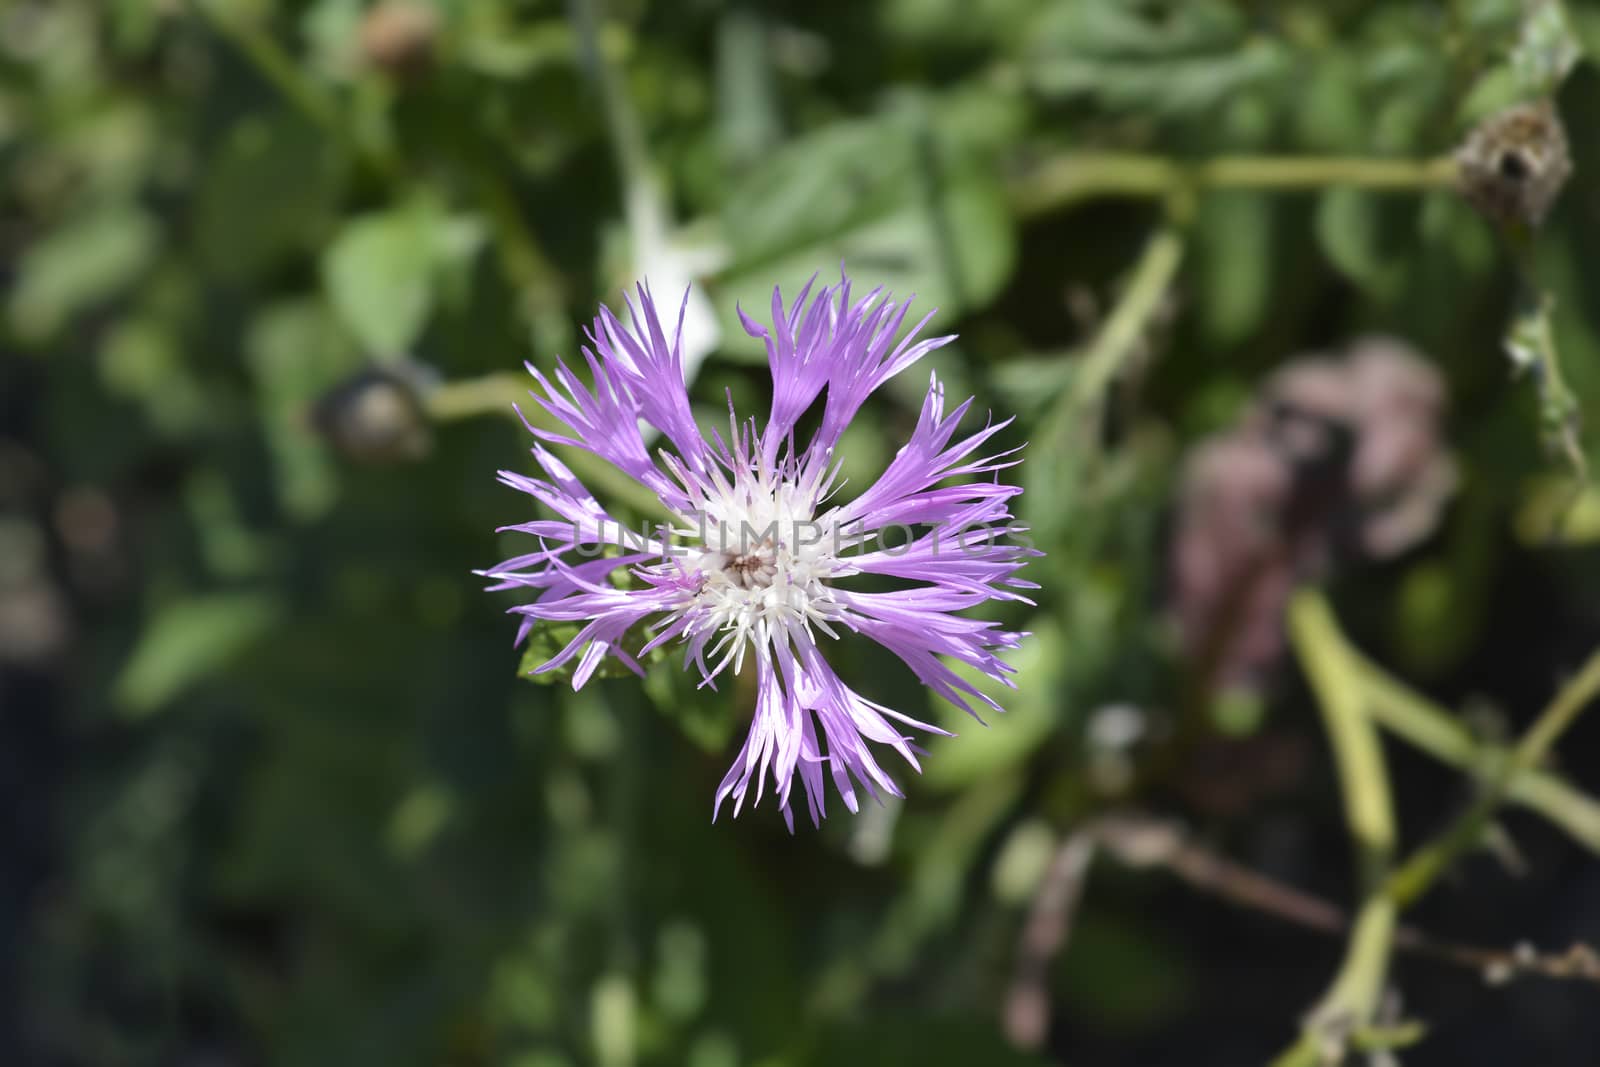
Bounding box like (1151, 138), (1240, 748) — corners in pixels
(299, 0), (365, 81)
(925, 84), (1030, 158)
(1194, 191), (1272, 346)
(1504, 293), (1549, 376)
(1362, 41), (1452, 153)
(99, 312), (211, 436)
(517, 622), (586, 684)
(881, 0), (1038, 46)
(1030, 0), (1244, 59)
(923, 620), (1064, 790)
(1460, 0), (1583, 121)
(385, 782), (457, 859)
(322, 200), (476, 358)
(8, 207), (159, 342)
(517, 614), (738, 753)
(712, 112), (1014, 359)
(516, 618), (661, 687)
(1516, 474), (1600, 545)
(642, 659), (737, 753)
(1024, 1), (1286, 118)
(718, 116), (913, 269)
(1315, 187), (1403, 300)
(115, 592), (284, 716)
(1511, 0), (1582, 97)
(1393, 561), (1474, 672)
(457, 12), (576, 79)
(245, 299), (363, 519)
(1458, 64), (1524, 125)
(196, 114), (339, 279)
(990, 352), (1078, 417)
(1294, 53), (1365, 152)
(715, 11), (781, 169)
(1420, 189), (1495, 274)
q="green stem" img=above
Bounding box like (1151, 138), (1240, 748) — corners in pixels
(1064, 226), (1186, 421)
(1026, 224), (1185, 546)
(1275, 589), (1400, 1065)
(423, 372), (529, 422)
(192, 0), (399, 183)
(1009, 153), (1457, 218)
(1344, 639), (1600, 853)
(574, 0), (679, 290)
(1278, 593), (1600, 1062)
(1386, 645), (1600, 907)
(1502, 228), (1589, 482)
(1514, 646), (1600, 767)
(1196, 155), (1457, 189)
(198, 0), (574, 358)
(1289, 590), (1397, 881)
(1270, 897), (1400, 1067)
(470, 167), (573, 356)
(1273, 588), (1401, 1062)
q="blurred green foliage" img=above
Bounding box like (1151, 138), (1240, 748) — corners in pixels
(8, 1), (1600, 1065)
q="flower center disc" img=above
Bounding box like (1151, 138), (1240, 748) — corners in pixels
(723, 549), (777, 589)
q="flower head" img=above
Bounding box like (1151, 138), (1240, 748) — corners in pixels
(483, 273), (1037, 828)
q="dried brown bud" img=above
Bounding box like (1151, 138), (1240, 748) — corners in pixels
(359, 1), (440, 80)
(1171, 433), (1298, 690)
(1455, 100), (1573, 227)
(1169, 337), (1456, 692)
(0, 517), (70, 666)
(1343, 337), (1457, 557)
(311, 364), (433, 463)
(1253, 359), (1355, 472)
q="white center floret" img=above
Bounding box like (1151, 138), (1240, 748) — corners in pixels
(678, 474), (855, 675)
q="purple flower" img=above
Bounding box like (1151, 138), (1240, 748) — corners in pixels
(482, 274), (1037, 829)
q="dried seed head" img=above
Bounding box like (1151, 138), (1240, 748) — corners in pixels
(359, 1), (440, 80)
(1455, 100), (1573, 227)
(311, 364), (434, 463)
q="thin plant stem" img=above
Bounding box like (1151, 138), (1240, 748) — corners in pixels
(1092, 814), (1600, 986)
(1513, 646), (1600, 767)
(1499, 225), (1590, 504)
(1349, 647), (1600, 853)
(1277, 590), (1600, 1063)
(1290, 590), (1397, 881)
(1063, 226), (1186, 423)
(1027, 223), (1185, 547)
(197, 0), (573, 355)
(1009, 152), (1457, 218)
(192, 0), (400, 183)
(471, 167), (574, 356)
(1275, 589), (1400, 1066)
(1387, 644), (1600, 906)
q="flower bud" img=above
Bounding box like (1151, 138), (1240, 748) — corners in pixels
(1455, 100), (1573, 227)
(311, 364), (433, 463)
(358, 1), (439, 80)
